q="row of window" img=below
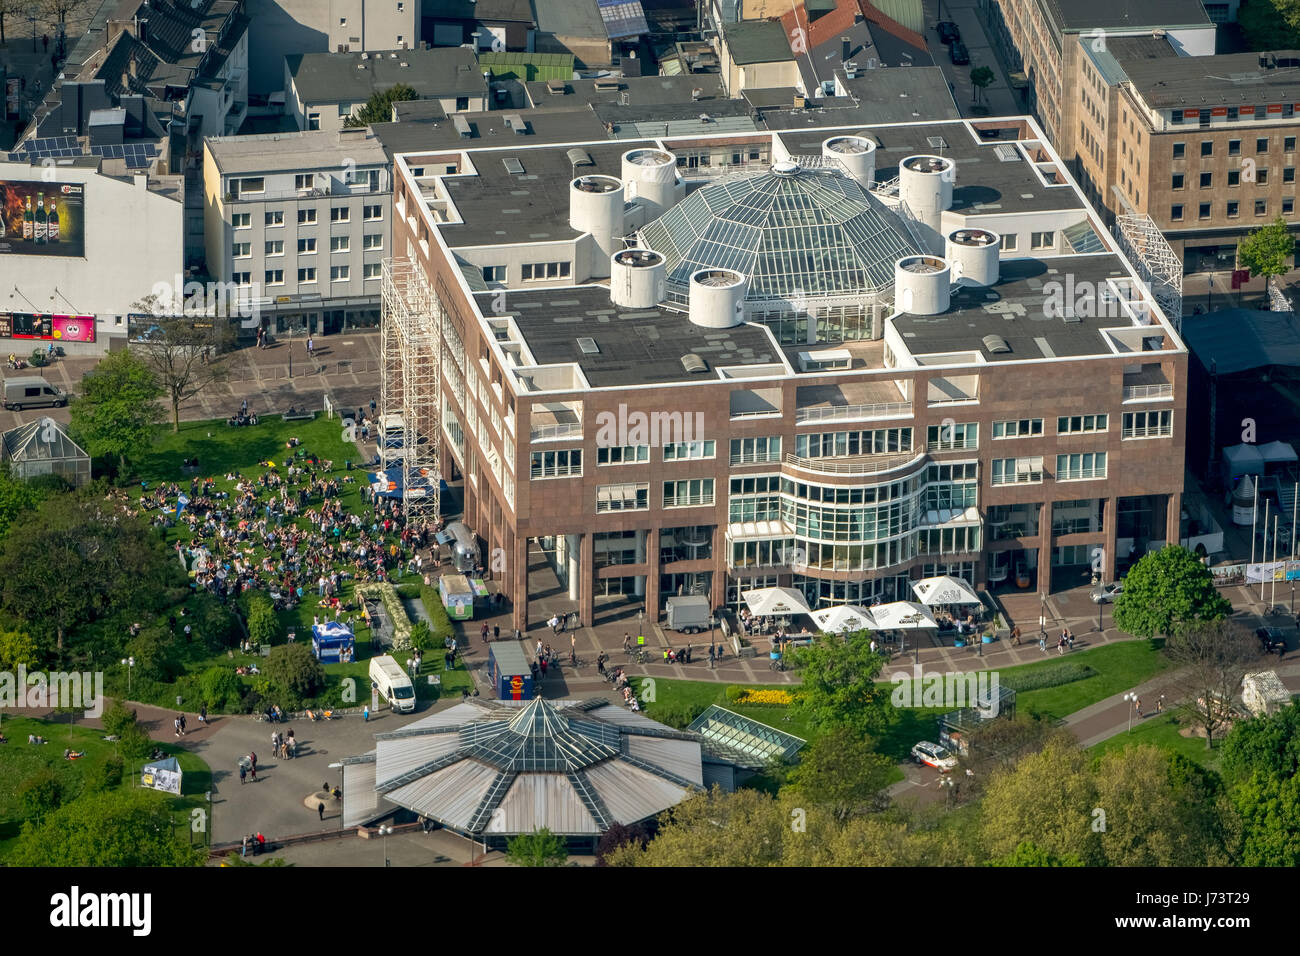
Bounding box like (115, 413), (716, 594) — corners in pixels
(794, 428), (912, 459)
(521, 261), (571, 281)
(991, 453), (1108, 485)
(1172, 199), (1291, 221)
(233, 235), (383, 257)
(232, 205), (384, 228)
(595, 480), (718, 512)
(1171, 136), (1298, 158)
(1173, 168), (1294, 190)
(241, 264), (378, 286)
(535, 441), (717, 476)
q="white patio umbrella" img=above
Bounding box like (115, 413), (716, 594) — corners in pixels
(742, 586), (812, 617)
(810, 605), (875, 633)
(867, 601), (938, 630)
(911, 575), (981, 607)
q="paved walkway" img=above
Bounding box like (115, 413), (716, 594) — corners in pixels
(924, 0), (1024, 118)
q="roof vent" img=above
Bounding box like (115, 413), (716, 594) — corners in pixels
(547, 79), (566, 94)
(982, 334), (1011, 354)
(681, 353), (708, 373)
(994, 144), (1020, 162)
(577, 337), (600, 354)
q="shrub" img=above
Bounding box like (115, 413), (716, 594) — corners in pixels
(724, 685), (744, 702)
(263, 643), (326, 709)
(126, 625), (181, 682)
(101, 698), (138, 739)
(18, 770), (62, 821)
(1000, 662), (1098, 693)
(420, 582), (457, 644)
(246, 595), (281, 647)
(395, 584), (422, 599)
(87, 754), (125, 793)
(118, 722), (154, 762)
(199, 665), (244, 711)
(408, 620), (434, 653)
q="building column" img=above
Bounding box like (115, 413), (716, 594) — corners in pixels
(644, 527), (661, 624)
(579, 533), (594, 627)
(1102, 496), (1118, 583)
(1166, 492), (1182, 548)
(1038, 501), (1052, 598)
(710, 523), (725, 610)
(566, 534), (581, 602)
(633, 529), (647, 598)
(511, 529), (528, 632)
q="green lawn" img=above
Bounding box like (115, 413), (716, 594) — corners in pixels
(0, 715), (211, 860)
(1088, 712), (1222, 772)
(1013, 640), (1169, 722)
(102, 414), (474, 710)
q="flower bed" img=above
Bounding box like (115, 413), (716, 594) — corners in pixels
(732, 688), (794, 706)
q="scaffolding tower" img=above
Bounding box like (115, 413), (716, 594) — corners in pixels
(380, 256), (442, 522)
(1113, 212), (1184, 332)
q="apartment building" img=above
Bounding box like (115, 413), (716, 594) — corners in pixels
(202, 127), (391, 334)
(980, 0), (1213, 159)
(383, 116), (1189, 631)
(1077, 40), (1300, 272)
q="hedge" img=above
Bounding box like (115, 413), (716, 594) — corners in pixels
(1000, 662), (1098, 692)
(419, 581), (457, 644)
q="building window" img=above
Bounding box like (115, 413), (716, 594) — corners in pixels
(265, 240), (284, 256)
(1287, 167), (1296, 183)
(1258, 168), (1270, 184)
(1228, 139), (1241, 157)
(265, 211), (284, 227)
(530, 448), (582, 479)
(1228, 169), (1240, 186)
(521, 261), (571, 280)
(1199, 202), (1211, 219)
(307, 113), (321, 131)
(455, 97), (469, 111)
(232, 272), (251, 285)
(1172, 142), (1185, 159)
(330, 265), (350, 281)
(1199, 172), (1212, 188)
(298, 209), (317, 224)
(295, 174), (315, 190)
(794, 428), (913, 458)
(298, 267), (317, 283)
(991, 457), (1044, 485)
(1170, 204), (1184, 221)
(999, 233), (1017, 252)
(331, 206), (350, 222)
(663, 440), (716, 461)
(1122, 410), (1173, 439)
(1031, 231), (1054, 250)
(232, 212), (251, 229)
(1285, 199), (1295, 215)
(597, 445), (650, 465)
(232, 241), (251, 258)
(663, 478), (715, 508)
(482, 265), (505, 283)
(596, 482), (650, 512)
(236, 177), (264, 194)
(1287, 136), (1297, 152)
(364, 204), (383, 220)
(1056, 452), (1107, 481)
(1258, 137), (1270, 153)
(926, 422), (978, 451)
(363, 262), (382, 279)
(729, 436), (781, 464)
(992, 418), (1043, 439)
(330, 235), (350, 253)
(1256, 199), (1268, 216)
(298, 237), (317, 254)
(1201, 141), (1213, 157)
(363, 233), (383, 250)
(265, 269), (284, 285)
(1057, 413), (1107, 434)
(1228, 201), (1240, 218)
(1171, 173), (1184, 189)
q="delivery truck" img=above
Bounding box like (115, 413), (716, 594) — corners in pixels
(369, 654), (417, 713)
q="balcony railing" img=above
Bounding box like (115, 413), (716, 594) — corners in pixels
(530, 422), (583, 443)
(663, 494), (716, 508)
(1122, 383), (1173, 402)
(794, 401), (912, 424)
(783, 452), (922, 476)
(730, 451), (784, 466)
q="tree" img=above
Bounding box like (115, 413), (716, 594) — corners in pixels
(1238, 0), (1300, 51)
(8, 788), (205, 867)
(17, 770), (63, 822)
(1237, 215), (1295, 295)
(263, 643), (325, 708)
(1164, 619), (1265, 749)
(68, 350), (164, 472)
(344, 83), (420, 128)
(981, 738), (1103, 865)
(1220, 701), (1300, 783)
(0, 629), (39, 671)
(42, 0), (91, 28)
(785, 726), (894, 821)
(970, 65), (995, 105)
(789, 630), (892, 736)
(101, 699), (138, 738)
(505, 828), (568, 867)
(199, 665), (243, 711)
(986, 841), (1084, 866)
(594, 822), (649, 866)
(0, 465), (45, 538)
(958, 716), (1074, 791)
(1230, 770), (1300, 866)
(1112, 545), (1232, 641)
(245, 595), (281, 647)
(129, 299), (236, 433)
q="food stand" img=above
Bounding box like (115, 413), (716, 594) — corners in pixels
(438, 573), (487, 621)
(311, 620), (355, 663)
(488, 642), (534, 701)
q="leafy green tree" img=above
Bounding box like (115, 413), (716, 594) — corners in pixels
(0, 629), (40, 671)
(506, 828), (568, 867)
(981, 738), (1103, 865)
(17, 770), (63, 822)
(199, 665), (244, 711)
(594, 822), (649, 866)
(986, 841), (1084, 866)
(8, 788), (205, 867)
(784, 726), (894, 820)
(1231, 770), (1300, 866)
(407, 620), (433, 653)
(1112, 545), (1231, 641)
(608, 787), (784, 867)
(789, 630), (891, 735)
(126, 624), (182, 682)
(1221, 702), (1300, 783)
(0, 465), (45, 539)
(263, 643), (326, 708)
(344, 83), (420, 127)
(101, 699), (138, 739)
(1237, 215), (1295, 293)
(118, 722), (154, 762)
(970, 65), (995, 105)
(1163, 620), (1262, 749)
(85, 753), (125, 793)
(1238, 0), (1300, 55)
(245, 595), (281, 647)
(68, 350), (164, 472)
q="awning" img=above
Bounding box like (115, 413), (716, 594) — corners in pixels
(743, 586), (811, 617)
(726, 520), (791, 541)
(867, 601), (937, 629)
(911, 575), (981, 606)
(810, 605), (874, 633)
(919, 506), (981, 528)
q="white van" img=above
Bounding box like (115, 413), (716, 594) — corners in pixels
(3, 376), (67, 411)
(368, 654), (416, 713)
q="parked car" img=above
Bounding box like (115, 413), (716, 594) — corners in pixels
(911, 741), (958, 772)
(1257, 626), (1287, 655)
(936, 21), (960, 45)
(949, 41), (970, 65)
(1090, 581), (1123, 604)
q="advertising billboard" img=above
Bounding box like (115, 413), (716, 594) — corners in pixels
(0, 180), (85, 258)
(0, 313), (95, 342)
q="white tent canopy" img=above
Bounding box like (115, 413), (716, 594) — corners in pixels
(743, 586), (811, 617)
(867, 601), (937, 629)
(811, 605), (874, 633)
(911, 575), (981, 606)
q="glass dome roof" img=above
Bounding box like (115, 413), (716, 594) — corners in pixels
(639, 162), (922, 300)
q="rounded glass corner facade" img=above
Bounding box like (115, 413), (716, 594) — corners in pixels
(638, 164), (922, 304)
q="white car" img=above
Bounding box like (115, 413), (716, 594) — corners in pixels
(911, 741), (958, 772)
(1090, 581), (1123, 604)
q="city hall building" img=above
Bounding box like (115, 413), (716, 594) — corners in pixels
(383, 116), (1188, 631)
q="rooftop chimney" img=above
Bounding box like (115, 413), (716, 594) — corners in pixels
(841, 35), (850, 62)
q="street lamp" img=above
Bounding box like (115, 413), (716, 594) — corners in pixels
(1123, 691), (1139, 733)
(27, 5), (39, 53)
(379, 824), (393, 867)
(121, 656), (135, 696)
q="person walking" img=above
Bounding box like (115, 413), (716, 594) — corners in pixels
(318, 801), (326, 822)
(363, 704), (370, 722)
(1011, 625), (1021, 646)
(493, 624), (500, 642)
(239, 763), (247, 785)
(241, 834), (248, 857)
(709, 644), (716, 669)
(199, 704), (207, 726)
(271, 730), (279, 757)
(306, 336), (315, 358)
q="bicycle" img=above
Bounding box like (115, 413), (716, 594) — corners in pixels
(629, 647), (651, 665)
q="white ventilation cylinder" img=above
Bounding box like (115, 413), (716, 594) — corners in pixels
(894, 255), (951, 316)
(610, 248), (667, 308)
(569, 174), (625, 279)
(822, 135), (876, 188)
(621, 148), (682, 220)
(946, 227), (1000, 286)
(689, 268), (748, 329)
(899, 155), (955, 233)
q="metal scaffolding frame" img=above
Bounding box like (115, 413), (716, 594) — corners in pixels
(1113, 212), (1184, 332)
(380, 256), (442, 521)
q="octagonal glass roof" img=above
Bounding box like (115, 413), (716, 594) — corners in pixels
(639, 162), (921, 300)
